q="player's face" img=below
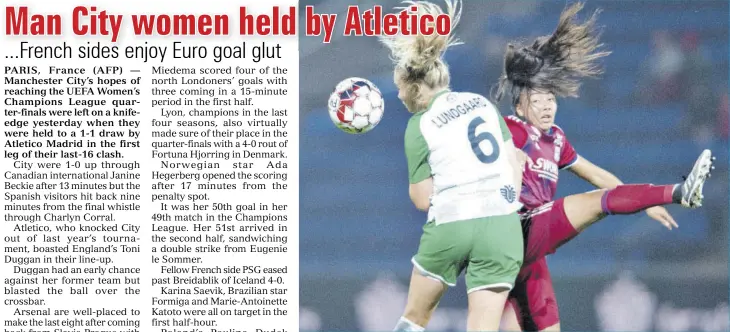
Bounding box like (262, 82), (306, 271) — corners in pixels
(517, 90), (557, 131)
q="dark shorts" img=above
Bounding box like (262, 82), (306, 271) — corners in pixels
(519, 198), (578, 267)
(506, 258), (560, 331)
(506, 198), (579, 330)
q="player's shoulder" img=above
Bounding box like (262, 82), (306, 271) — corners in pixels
(433, 91), (492, 106)
(504, 115), (529, 131)
(406, 108), (431, 138)
(456, 91), (494, 107)
(406, 112), (425, 131)
(503, 115), (531, 148)
(422, 91), (493, 120)
(504, 115), (525, 125)
(550, 123), (570, 138)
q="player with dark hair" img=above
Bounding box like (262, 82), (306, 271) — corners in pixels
(491, 3), (715, 331)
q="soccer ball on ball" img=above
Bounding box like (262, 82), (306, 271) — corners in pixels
(327, 77), (385, 134)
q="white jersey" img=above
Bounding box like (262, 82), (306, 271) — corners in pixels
(404, 91), (520, 224)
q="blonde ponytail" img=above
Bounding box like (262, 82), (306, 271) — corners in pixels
(379, 0), (463, 112)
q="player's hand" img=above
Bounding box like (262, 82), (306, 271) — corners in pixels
(646, 206), (678, 230)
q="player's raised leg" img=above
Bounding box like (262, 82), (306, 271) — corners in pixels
(565, 149), (714, 233)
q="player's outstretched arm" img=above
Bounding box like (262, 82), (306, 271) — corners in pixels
(567, 155), (623, 189)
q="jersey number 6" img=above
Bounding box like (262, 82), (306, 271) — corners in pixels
(467, 117), (500, 164)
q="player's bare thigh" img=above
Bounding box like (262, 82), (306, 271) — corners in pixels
(467, 288), (510, 332)
(500, 301), (522, 331)
(402, 267), (447, 326)
(562, 189), (608, 232)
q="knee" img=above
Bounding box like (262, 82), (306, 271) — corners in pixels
(562, 189), (610, 231)
(564, 188), (609, 211)
(590, 189), (611, 215)
(586, 188), (609, 200)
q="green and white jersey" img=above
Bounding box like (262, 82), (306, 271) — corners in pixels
(405, 90), (521, 224)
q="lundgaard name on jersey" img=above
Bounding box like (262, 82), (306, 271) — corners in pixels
(405, 91), (522, 224)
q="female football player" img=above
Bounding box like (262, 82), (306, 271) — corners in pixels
(490, 3), (715, 331)
(379, 1), (527, 331)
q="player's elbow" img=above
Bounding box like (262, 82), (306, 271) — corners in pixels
(409, 188), (430, 211)
(413, 200), (430, 211)
(409, 180), (433, 211)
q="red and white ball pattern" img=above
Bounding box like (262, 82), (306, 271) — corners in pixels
(328, 77), (385, 134)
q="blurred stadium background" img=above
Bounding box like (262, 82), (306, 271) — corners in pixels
(298, 1), (729, 331)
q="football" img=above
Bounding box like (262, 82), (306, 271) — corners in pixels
(327, 77), (385, 134)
